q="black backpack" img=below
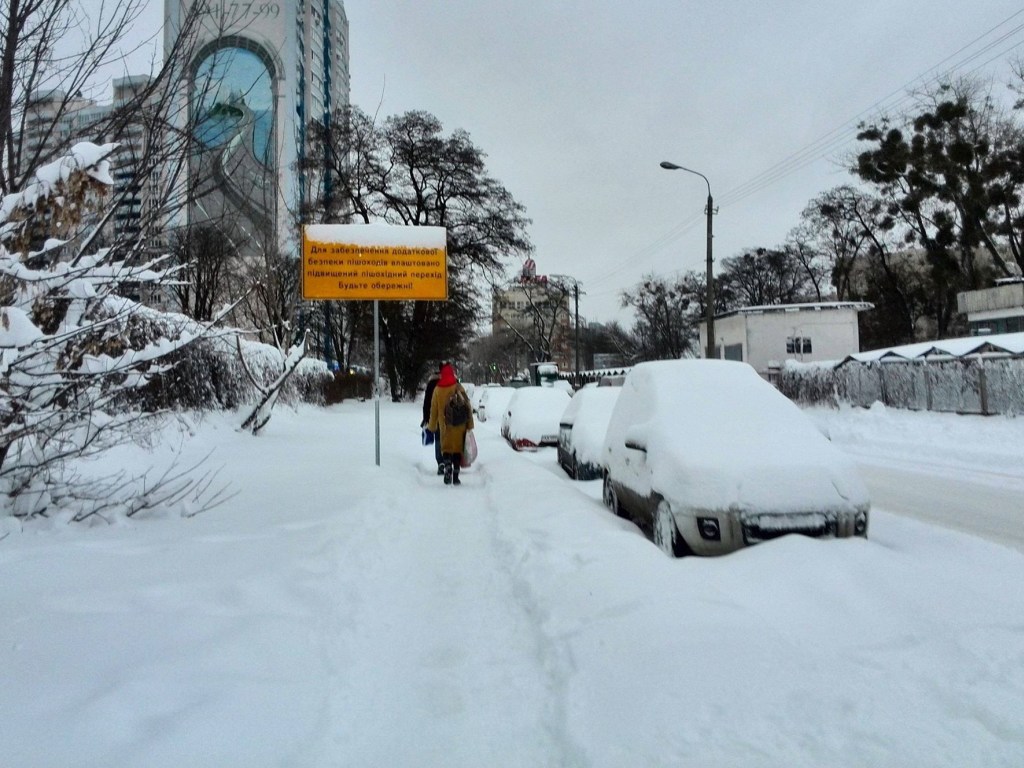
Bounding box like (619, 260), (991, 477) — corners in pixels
(444, 389), (471, 426)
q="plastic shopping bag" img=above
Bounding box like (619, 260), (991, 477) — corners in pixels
(461, 429), (478, 468)
(421, 428), (434, 446)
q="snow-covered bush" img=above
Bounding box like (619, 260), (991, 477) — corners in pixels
(777, 360), (839, 406)
(113, 303), (332, 411)
(0, 142), (264, 520)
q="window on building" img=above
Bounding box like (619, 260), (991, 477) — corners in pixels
(786, 336), (812, 355)
(723, 343), (743, 361)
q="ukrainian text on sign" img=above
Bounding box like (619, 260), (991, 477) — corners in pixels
(301, 226), (448, 301)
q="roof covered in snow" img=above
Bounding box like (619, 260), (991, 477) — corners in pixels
(717, 301), (873, 319)
(837, 332), (1024, 366)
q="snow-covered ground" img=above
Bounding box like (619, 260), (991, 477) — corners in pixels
(2, 399), (1024, 767)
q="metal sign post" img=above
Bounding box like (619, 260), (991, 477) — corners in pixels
(374, 299), (380, 466)
(301, 223), (447, 466)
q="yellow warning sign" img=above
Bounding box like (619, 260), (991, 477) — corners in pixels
(301, 224), (448, 301)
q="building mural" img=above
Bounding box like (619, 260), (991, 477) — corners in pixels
(191, 43), (277, 242)
(164, 0), (350, 254)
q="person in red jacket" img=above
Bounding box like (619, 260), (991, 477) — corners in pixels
(426, 362), (474, 485)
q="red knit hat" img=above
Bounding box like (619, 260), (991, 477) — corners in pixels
(438, 363), (457, 387)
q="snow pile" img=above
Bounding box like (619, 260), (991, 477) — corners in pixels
(304, 221), (446, 247)
(0, 142), (118, 225)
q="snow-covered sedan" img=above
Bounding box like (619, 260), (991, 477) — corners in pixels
(500, 387), (572, 451)
(557, 386), (620, 480)
(601, 360), (870, 557)
(476, 386), (516, 423)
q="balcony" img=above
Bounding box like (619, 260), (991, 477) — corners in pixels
(957, 282), (1024, 315)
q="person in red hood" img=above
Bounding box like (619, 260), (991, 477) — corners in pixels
(426, 362), (474, 485)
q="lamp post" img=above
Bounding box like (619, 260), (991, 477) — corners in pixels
(550, 274), (584, 386)
(660, 161), (716, 359)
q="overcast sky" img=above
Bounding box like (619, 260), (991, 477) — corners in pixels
(343, 1), (1024, 324)
(115, 1), (1024, 324)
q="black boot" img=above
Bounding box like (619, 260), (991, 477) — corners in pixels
(443, 460), (453, 485)
(452, 462), (461, 486)
(437, 463), (445, 475)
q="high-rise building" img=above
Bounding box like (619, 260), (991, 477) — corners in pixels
(23, 77), (160, 246)
(164, 0), (350, 255)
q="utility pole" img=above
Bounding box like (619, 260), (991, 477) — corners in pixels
(551, 274), (584, 386)
(704, 189), (715, 360)
(573, 281), (580, 385)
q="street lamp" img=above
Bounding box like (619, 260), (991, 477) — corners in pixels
(660, 160), (716, 359)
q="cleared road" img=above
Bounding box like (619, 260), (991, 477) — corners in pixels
(803, 406), (1024, 553)
(855, 456), (1024, 553)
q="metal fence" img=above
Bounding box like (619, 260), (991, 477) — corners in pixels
(777, 356), (1024, 415)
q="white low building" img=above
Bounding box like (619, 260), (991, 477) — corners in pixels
(957, 278), (1024, 335)
(700, 302), (872, 380)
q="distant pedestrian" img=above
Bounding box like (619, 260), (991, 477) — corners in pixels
(421, 364), (443, 474)
(427, 362), (474, 486)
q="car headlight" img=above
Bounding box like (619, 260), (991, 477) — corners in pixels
(697, 516), (721, 541)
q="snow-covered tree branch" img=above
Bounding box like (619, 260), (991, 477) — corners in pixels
(0, 142), (231, 520)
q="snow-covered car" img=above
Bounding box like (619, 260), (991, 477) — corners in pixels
(601, 360), (870, 557)
(557, 386), (621, 480)
(551, 378), (575, 395)
(471, 383), (495, 414)
(500, 387), (572, 451)
(476, 386), (516, 423)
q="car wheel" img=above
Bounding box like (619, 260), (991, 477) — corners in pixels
(603, 475), (622, 517)
(654, 500), (686, 558)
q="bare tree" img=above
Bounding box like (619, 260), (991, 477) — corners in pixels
(852, 78), (1020, 337)
(716, 247), (816, 309)
(170, 222), (240, 320)
(798, 186), (876, 301)
(584, 320), (640, 367)
(814, 185), (936, 346)
(620, 273), (698, 361)
(492, 277), (573, 366)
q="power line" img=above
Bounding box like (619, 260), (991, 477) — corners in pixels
(588, 6), (1024, 294)
(720, 15), (1024, 207)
